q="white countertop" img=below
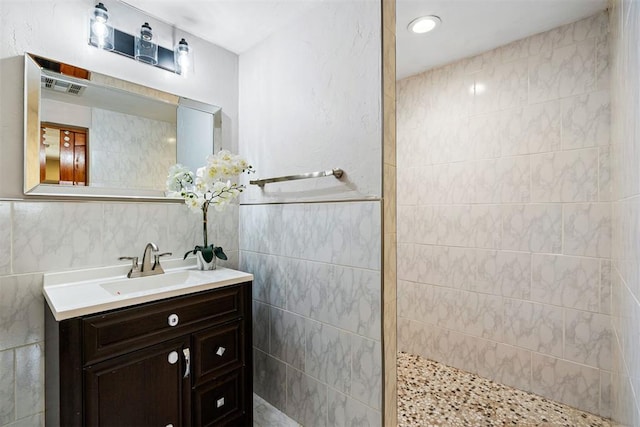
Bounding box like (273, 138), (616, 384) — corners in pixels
(43, 260), (253, 321)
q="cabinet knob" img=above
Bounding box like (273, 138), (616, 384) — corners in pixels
(216, 397), (225, 408)
(168, 314), (179, 327)
(167, 351), (179, 365)
(216, 346), (226, 357)
(166, 424), (174, 427)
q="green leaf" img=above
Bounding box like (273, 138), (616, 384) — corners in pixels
(201, 245), (215, 263)
(183, 249), (195, 260)
(213, 246), (228, 260)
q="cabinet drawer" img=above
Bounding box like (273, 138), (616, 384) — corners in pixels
(193, 321), (244, 385)
(193, 369), (245, 427)
(83, 285), (245, 365)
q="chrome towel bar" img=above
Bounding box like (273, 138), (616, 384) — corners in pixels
(249, 168), (344, 187)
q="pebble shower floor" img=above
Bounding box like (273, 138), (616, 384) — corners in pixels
(397, 352), (611, 427)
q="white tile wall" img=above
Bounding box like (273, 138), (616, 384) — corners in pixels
(611, 0), (640, 424)
(240, 202), (382, 424)
(397, 12), (612, 417)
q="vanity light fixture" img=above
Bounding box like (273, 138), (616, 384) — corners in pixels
(174, 38), (191, 76)
(408, 15), (441, 34)
(135, 22), (158, 65)
(87, 2), (191, 76)
(89, 2), (114, 50)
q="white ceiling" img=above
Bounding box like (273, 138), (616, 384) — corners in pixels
(396, 0), (608, 79)
(123, 0), (609, 80)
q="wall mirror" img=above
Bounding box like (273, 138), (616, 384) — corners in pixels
(24, 53), (221, 200)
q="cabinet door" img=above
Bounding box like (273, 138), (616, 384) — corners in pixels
(84, 337), (191, 427)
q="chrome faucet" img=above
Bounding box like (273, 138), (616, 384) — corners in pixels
(119, 242), (172, 278)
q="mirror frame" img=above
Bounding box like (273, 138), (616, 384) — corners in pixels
(23, 53), (221, 201)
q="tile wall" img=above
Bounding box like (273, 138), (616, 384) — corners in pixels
(610, 0), (640, 425)
(240, 202), (382, 426)
(0, 202), (238, 426)
(396, 12), (612, 417)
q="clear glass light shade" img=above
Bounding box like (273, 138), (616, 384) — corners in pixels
(135, 22), (158, 65)
(174, 38), (191, 76)
(88, 2), (114, 50)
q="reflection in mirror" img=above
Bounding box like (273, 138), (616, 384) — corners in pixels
(24, 53), (221, 199)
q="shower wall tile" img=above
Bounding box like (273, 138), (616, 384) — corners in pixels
(0, 203), (10, 275)
(496, 251), (531, 299)
(531, 254), (600, 311)
(254, 349), (287, 411)
(350, 202), (381, 270)
(500, 100), (561, 156)
(0, 349), (14, 425)
(397, 205), (417, 245)
(398, 10), (612, 417)
(561, 90), (611, 150)
(270, 307), (305, 370)
(501, 204), (562, 253)
(564, 309), (613, 370)
(529, 38), (596, 104)
(241, 200), (382, 422)
(600, 260), (612, 314)
(563, 203), (611, 258)
(530, 149), (599, 202)
(474, 205), (502, 249)
(253, 301), (269, 352)
(504, 300), (563, 358)
(327, 389), (381, 427)
(497, 156), (530, 203)
(286, 367), (328, 427)
(305, 320), (351, 394)
(305, 203), (351, 265)
(397, 243), (418, 282)
(475, 340), (532, 392)
(599, 146), (612, 202)
(531, 353), (600, 415)
(351, 336), (382, 410)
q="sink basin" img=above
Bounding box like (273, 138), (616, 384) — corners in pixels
(43, 260), (253, 321)
(100, 270), (195, 296)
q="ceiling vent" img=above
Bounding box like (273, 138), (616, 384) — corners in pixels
(40, 74), (87, 96)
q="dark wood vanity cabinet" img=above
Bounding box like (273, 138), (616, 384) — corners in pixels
(45, 282), (253, 427)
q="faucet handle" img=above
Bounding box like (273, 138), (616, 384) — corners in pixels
(119, 256), (140, 278)
(153, 252), (172, 270)
(119, 256), (139, 267)
(154, 252), (172, 264)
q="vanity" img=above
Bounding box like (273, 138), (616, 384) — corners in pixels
(43, 262), (253, 426)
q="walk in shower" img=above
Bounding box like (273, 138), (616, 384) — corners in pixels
(396, 4), (615, 425)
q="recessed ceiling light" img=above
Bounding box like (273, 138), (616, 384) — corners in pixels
(408, 15), (441, 34)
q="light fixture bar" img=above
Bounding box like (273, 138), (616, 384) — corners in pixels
(87, 2), (190, 75)
(89, 27), (181, 73)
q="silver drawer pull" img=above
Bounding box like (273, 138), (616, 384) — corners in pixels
(216, 346), (226, 357)
(216, 397), (225, 408)
(168, 314), (179, 327)
(183, 348), (190, 378)
(167, 351), (178, 365)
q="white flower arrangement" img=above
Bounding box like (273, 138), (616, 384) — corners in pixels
(166, 150), (253, 265)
